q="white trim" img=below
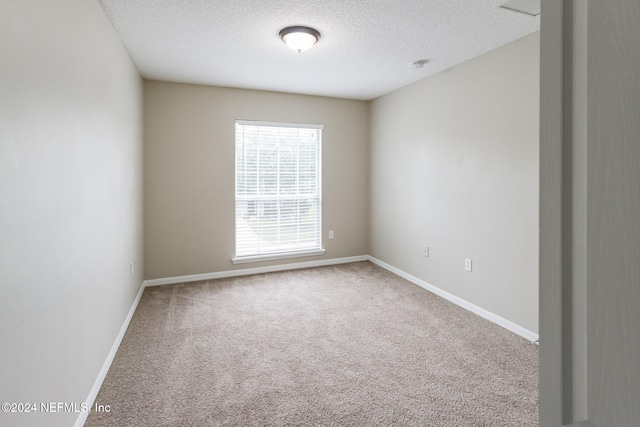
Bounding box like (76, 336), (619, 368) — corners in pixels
(235, 119), (323, 129)
(367, 256), (539, 343)
(144, 255), (369, 287)
(78, 255), (536, 427)
(144, 255), (538, 342)
(74, 281), (146, 427)
(232, 248), (326, 264)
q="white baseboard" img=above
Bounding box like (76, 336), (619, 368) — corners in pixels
(144, 254), (538, 342)
(79, 254), (535, 427)
(74, 281), (146, 427)
(143, 255), (369, 287)
(367, 256), (539, 343)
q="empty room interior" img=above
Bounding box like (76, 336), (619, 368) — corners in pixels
(4, 1), (540, 426)
(5, 0), (638, 426)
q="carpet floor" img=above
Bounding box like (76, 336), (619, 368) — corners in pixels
(85, 261), (538, 426)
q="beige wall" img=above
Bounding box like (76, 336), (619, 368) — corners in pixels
(369, 33), (540, 333)
(0, 1), (143, 426)
(0, 5), (538, 421)
(144, 82), (369, 279)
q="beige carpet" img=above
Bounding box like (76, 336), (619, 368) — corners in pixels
(86, 261), (538, 426)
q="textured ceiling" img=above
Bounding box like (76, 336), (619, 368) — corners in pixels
(99, 0), (540, 100)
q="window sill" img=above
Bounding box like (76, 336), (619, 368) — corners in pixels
(232, 249), (326, 265)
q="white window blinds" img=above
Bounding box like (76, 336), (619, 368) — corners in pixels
(234, 121), (322, 260)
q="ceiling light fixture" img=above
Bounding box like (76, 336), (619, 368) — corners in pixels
(279, 26), (321, 53)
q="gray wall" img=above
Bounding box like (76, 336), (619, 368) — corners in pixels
(0, 1), (143, 426)
(0, 5), (539, 424)
(540, 1), (640, 424)
(369, 33), (540, 333)
(144, 81), (369, 279)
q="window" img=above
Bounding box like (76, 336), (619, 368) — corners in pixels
(233, 120), (324, 263)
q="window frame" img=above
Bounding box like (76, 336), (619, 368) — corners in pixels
(232, 120), (325, 264)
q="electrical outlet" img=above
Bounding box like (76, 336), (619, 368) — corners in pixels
(130, 261), (136, 275)
(423, 245), (429, 258)
(464, 258), (472, 272)
(328, 230), (334, 239)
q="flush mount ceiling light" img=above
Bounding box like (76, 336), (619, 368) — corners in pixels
(279, 26), (321, 53)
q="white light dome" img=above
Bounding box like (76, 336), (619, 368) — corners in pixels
(279, 26), (321, 53)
